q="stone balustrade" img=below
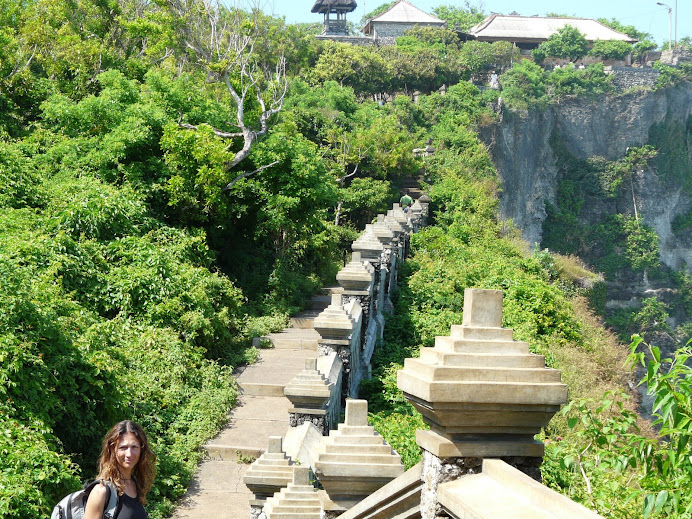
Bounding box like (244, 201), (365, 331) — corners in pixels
(251, 199), (599, 519)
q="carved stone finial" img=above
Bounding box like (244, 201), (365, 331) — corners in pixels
(243, 436), (293, 505)
(313, 399), (405, 509)
(397, 288), (568, 458)
(336, 252), (373, 292)
(313, 294), (355, 341)
(352, 227), (384, 261)
(263, 466), (321, 519)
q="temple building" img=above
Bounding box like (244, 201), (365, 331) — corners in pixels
(362, 0), (445, 45)
(468, 15), (636, 50)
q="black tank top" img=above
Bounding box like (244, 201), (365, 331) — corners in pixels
(118, 493), (147, 519)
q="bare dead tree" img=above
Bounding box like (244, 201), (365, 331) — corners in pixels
(163, 0), (288, 184)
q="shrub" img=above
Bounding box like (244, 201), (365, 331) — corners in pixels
(589, 40), (633, 61)
(546, 64), (615, 101)
(500, 59), (549, 109)
(536, 25), (589, 62)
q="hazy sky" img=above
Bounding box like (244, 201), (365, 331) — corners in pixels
(257, 0), (688, 45)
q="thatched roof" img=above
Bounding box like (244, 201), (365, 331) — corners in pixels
(311, 0), (357, 14)
(469, 15), (637, 44)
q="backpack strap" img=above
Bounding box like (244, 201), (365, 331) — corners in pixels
(101, 480), (120, 519)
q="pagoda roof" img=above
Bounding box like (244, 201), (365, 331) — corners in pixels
(311, 0), (357, 14)
(469, 15), (637, 44)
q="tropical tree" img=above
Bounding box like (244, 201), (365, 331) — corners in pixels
(589, 40), (633, 61)
(433, 2), (486, 31)
(160, 0), (289, 184)
(533, 25), (589, 63)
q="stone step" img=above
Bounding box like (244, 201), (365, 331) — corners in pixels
(265, 513), (320, 519)
(237, 349), (317, 388)
(265, 329), (320, 350)
(290, 310), (322, 329)
(169, 460), (252, 519)
(203, 395), (291, 462)
(240, 383), (285, 397)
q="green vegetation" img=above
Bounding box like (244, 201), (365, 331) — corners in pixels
(547, 339), (692, 518)
(532, 26), (589, 63)
(589, 40), (634, 61)
(432, 2), (485, 32)
(2, 1), (691, 518)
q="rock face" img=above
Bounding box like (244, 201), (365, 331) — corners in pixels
(483, 82), (692, 268)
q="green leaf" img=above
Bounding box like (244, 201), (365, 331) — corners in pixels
(643, 493), (655, 518)
(652, 346), (661, 363)
(654, 490), (669, 512)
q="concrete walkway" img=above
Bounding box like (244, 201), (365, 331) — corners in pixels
(170, 324), (321, 518)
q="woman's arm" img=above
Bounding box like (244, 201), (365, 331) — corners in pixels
(84, 483), (108, 519)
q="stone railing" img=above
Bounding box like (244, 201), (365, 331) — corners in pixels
(245, 198), (429, 519)
(245, 287), (607, 519)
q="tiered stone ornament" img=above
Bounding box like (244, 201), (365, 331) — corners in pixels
(284, 358), (333, 433)
(313, 399), (405, 509)
(351, 226), (384, 263)
(243, 436), (294, 512)
(263, 466), (321, 519)
(336, 252), (373, 292)
(371, 219), (394, 248)
(383, 212), (404, 237)
(398, 288), (568, 458)
(391, 204), (412, 233)
(410, 200), (423, 229)
(313, 293), (355, 344)
(337, 251), (375, 332)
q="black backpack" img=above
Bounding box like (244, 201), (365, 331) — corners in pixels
(51, 479), (120, 519)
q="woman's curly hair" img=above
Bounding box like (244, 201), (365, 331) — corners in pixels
(97, 420), (156, 504)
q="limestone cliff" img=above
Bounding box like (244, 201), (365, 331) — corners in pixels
(482, 82), (692, 272)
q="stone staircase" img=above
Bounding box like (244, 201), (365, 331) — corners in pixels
(400, 175), (424, 200)
(170, 297), (328, 519)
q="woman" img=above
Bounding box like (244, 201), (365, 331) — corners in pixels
(85, 420), (156, 519)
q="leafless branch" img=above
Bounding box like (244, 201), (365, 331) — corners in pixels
(224, 160), (279, 190)
(162, 0), (288, 179)
(6, 45), (37, 80)
(179, 122), (243, 138)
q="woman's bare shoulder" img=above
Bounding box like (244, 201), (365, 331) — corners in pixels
(84, 482), (109, 519)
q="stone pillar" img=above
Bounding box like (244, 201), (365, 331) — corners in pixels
(243, 436), (293, 519)
(397, 288), (568, 519)
(410, 200), (423, 231)
(314, 294), (356, 403)
(314, 399), (405, 513)
(418, 193), (431, 226)
(263, 466), (321, 519)
(384, 211), (406, 289)
(284, 358), (333, 434)
(336, 252), (374, 338)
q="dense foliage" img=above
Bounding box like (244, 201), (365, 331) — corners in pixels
(2, 0), (691, 517)
(532, 26), (589, 63)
